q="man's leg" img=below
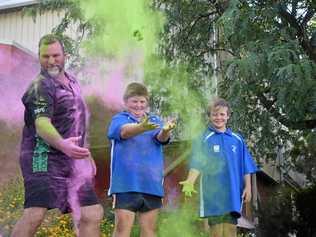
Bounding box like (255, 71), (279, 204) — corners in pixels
(79, 204), (103, 237)
(223, 223), (237, 237)
(11, 207), (47, 237)
(71, 212), (80, 237)
(209, 223), (223, 237)
(113, 209), (135, 237)
(139, 209), (159, 237)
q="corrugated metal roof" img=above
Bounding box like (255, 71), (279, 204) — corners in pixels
(0, 0), (38, 11)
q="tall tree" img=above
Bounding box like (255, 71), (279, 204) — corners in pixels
(155, 0), (316, 181)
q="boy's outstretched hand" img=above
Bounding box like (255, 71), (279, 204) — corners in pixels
(163, 119), (176, 132)
(140, 115), (160, 131)
(179, 180), (197, 197)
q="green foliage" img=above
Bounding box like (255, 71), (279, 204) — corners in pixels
(294, 184), (316, 237)
(257, 186), (297, 237)
(257, 184), (316, 237)
(217, 0), (316, 175)
(291, 131), (316, 182)
(156, 0), (316, 182)
(154, 0), (217, 72)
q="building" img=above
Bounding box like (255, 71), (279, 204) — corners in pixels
(0, 0), (75, 53)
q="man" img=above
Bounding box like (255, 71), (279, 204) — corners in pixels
(11, 34), (103, 237)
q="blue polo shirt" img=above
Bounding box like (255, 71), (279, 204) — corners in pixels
(190, 125), (257, 218)
(107, 112), (167, 197)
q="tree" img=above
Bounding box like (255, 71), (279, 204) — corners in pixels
(257, 183), (316, 237)
(256, 186), (297, 237)
(294, 183), (316, 236)
(155, 0), (316, 181)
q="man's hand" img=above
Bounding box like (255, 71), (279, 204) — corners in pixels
(163, 119), (176, 132)
(179, 180), (197, 197)
(140, 115), (159, 131)
(89, 155), (97, 176)
(60, 136), (90, 159)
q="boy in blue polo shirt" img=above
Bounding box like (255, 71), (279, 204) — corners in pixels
(180, 98), (257, 237)
(107, 82), (175, 237)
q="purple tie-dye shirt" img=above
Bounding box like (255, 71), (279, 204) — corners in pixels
(20, 71), (87, 178)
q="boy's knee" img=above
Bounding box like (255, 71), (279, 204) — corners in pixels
(223, 223), (237, 237)
(80, 204), (103, 224)
(115, 221), (130, 233)
(140, 220), (156, 231)
(114, 212), (134, 234)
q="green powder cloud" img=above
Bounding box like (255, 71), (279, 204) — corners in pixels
(75, 1), (218, 235)
(78, 0), (164, 60)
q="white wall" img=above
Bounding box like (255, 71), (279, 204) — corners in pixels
(0, 8), (77, 53)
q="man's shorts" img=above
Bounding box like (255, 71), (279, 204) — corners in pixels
(113, 192), (162, 213)
(208, 213), (238, 226)
(22, 153), (99, 213)
(24, 174), (99, 213)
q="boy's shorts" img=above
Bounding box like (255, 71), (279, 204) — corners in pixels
(24, 176), (99, 214)
(208, 213), (238, 226)
(113, 192), (162, 212)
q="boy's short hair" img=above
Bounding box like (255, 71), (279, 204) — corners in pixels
(207, 98), (231, 116)
(123, 82), (149, 101)
(38, 34), (65, 54)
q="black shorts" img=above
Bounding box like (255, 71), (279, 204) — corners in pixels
(113, 192), (162, 213)
(24, 175), (99, 214)
(208, 213), (238, 226)
(22, 153), (99, 213)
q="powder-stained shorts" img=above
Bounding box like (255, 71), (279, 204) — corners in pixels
(21, 151), (99, 213)
(24, 175), (99, 214)
(113, 192), (162, 213)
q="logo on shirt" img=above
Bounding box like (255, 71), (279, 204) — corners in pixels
(213, 145), (220, 153)
(34, 107), (46, 114)
(231, 145), (237, 153)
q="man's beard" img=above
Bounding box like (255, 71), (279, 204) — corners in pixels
(47, 65), (63, 78)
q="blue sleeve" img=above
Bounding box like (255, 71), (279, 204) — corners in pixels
(107, 114), (129, 141)
(23, 78), (54, 122)
(151, 115), (170, 145)
(242, 139), (258, 175)
(189, 136), (207, 171)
